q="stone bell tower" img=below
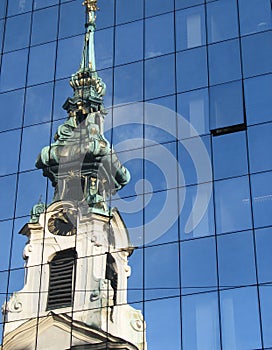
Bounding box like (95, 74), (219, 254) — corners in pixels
(1, 1), (146, 349)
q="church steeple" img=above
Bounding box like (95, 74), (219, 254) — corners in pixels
(1, 2), (146, 349)
(35, 0), (130, 215)
(65, 0), (106, 113)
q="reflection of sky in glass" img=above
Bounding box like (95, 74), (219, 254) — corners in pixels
(0, 1), (271, 349)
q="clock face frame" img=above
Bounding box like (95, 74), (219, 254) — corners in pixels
(48, 209), (77, 236)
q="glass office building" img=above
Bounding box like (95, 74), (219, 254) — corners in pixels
(0, 0), (272, 349)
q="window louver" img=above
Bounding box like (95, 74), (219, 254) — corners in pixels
(47, 249), (77, 310)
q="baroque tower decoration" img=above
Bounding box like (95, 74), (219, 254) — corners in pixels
(1, 1), (146, 349)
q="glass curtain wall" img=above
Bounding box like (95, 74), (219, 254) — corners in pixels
(0, 0), (272, 349)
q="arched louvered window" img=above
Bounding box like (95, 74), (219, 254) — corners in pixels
(47, 248), (77, 310)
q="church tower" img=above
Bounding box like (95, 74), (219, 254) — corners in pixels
(1, 1), (146, 349)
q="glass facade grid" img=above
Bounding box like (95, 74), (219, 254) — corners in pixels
(0, 0), (271, 349)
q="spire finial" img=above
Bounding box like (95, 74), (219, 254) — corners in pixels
(83, 0), (99, 24)
(83, 0), (98, 12)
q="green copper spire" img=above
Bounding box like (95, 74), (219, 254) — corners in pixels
(64, 0), (106, 114)
(36, 1), (130, 214)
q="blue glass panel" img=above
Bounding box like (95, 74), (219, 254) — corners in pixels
(182, 292), (220, 350)
(98, 68), (112, 108)
(251, 171), (272, 228)
(145, 13), (174, 59)
(212, 131), (248, 180)
(31, 6), (58, 45)
(19, 123), (51, 172)
(179, 183), (215, 239)
(248, 123), (272, 173)
(16, 170), (47, 218)
(220, 287), (262, 350)
(144, 142), (177, 192)
(242, 31), (272, 78)
(0, 89), (25, 132)
(53, 78), (71, 120)
(28, 42), (56, 85)
(245, 74), (272, 125)
(114, 61), (143, 104)
(96, 27), (114, 70)
(116, 0), (143, 24)
(175, 0), (204, 10)
(208, 39), (241, 85)
(4, 13), (31, 52)
(207, 0), (238, 43)
(0, 1), (7, 18)
(238, 0), (272, 36)
(115, 21), (143, 65)
(214, 176), (252, 234)
(178, 135), (211, 186)
(180, 237), (217, 294)
(210, 81), (244, 130)
(175, 6), (206, 51)
(176, 47), (208, 93)
(146, 298), (181, 350)
(260, 285), (272, 348)
(0, 19), (4, 51)
(0, 175), (16, 220)
(24, 83), (53, 126)
(217, 231), (256, 287)
(0, 49), (28, 92)
(59, 1), (84, 39)
(145, 243), (180, 293)
(96, 0), (114, 29)
(7, 0), (32, 16)
(255, 227), (272, 284)
(177, 88), (209, 138)
(34, 0), (58, 10)
(0, 220), (12, 271)
(0, 129), (20, 176)
(143, 189), (179, 247)
(56, 35), (84, 80)
(145, 94), (176, 145)
(145, 54), (175, 99)
(145, 0), (174, 17)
